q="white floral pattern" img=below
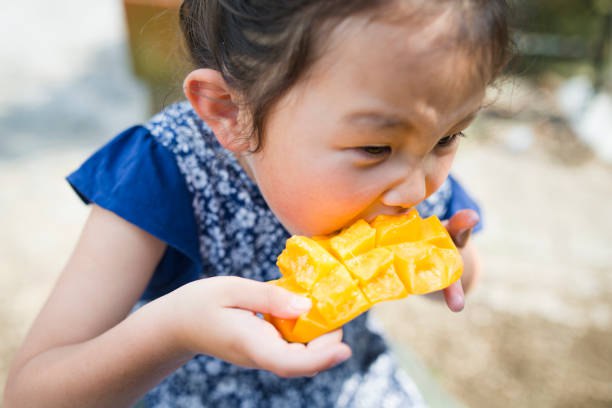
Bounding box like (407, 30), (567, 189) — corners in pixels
(140, 102), (453, 407)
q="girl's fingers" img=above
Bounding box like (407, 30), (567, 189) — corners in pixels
(441, 210), (477, 311)
(443, 280), (465, 312)
(250, 334), (352, 378)
(213, 276), (311, 318)
(230, 311), (351, 377)
(444, 209), (479, 248)
(307, 328), (343, 349)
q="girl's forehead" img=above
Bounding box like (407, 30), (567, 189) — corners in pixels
(321, 3), (461, 52)
(307, 11), (487, 109)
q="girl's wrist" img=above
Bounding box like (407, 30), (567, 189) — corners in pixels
(139, 292), (199, 363)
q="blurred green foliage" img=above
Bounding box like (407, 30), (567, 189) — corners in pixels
(512, 0), (605, 36)
(508, 0), (611, 86)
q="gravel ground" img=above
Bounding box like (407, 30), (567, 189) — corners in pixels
(1, 1), (611, 406)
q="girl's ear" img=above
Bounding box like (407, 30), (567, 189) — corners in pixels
(183, 69), (251, 152)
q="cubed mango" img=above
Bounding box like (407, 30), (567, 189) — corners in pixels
(266, 210), (462, 342)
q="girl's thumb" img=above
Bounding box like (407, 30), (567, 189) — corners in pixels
(256, 284), (312, 319)
(221, 277), (311, 319)
(445, 209), (479, 248)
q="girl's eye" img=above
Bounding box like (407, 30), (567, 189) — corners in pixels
(436, 132), (465, 148)
(358, 145), (392, 157)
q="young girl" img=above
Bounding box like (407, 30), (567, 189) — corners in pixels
(4, 0), (511, 406)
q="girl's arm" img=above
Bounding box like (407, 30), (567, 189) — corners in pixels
(3, 205), (185, 407)
(4, 205), (350, 408)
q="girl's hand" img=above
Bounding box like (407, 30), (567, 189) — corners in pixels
(167, 276), (352, 378)
(439, 209), (481, 312)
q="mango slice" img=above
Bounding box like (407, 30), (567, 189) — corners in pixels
(266, 209), (462, 343)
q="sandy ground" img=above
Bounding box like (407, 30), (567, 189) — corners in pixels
(1, 1), (611, 406)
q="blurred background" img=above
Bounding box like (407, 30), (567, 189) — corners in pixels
(1, 1), (610, 406)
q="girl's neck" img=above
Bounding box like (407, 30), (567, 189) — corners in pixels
(233, 152), (257, 183)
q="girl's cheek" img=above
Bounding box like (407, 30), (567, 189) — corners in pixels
(426, 155), (455, 192)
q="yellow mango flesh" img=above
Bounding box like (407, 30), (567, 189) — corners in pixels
(267, 209), (463, 343)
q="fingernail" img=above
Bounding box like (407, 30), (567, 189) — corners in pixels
(450, 293), (465, 312)
(333, 348), (352, 366)
(290, 296), (311, 312)
(454, 229), (472, 248)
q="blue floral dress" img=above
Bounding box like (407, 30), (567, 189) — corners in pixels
(67, 101), (482, 408)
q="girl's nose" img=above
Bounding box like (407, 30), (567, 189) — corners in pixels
(381, 170), (427, 209)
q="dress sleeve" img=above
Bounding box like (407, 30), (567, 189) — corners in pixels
(66, 126), (202, 299)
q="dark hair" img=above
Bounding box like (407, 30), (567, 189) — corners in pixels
(179, 0), (512, 150)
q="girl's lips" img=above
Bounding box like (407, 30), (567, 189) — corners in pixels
(363, 208), (416, 224)
(333, 208), (416, 231)
(315, 208), (418, 238)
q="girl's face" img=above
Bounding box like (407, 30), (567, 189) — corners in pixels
(241, 13), (487, 236)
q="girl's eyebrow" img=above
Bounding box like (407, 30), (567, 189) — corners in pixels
(454, 112), (479, 127)
(345, 110), (480, 132)
(345, 111), (411, 129)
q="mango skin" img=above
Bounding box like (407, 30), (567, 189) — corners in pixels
(266, 209), (462, 343)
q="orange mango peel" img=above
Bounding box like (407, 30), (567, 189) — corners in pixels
(266, 209), (463, 343)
